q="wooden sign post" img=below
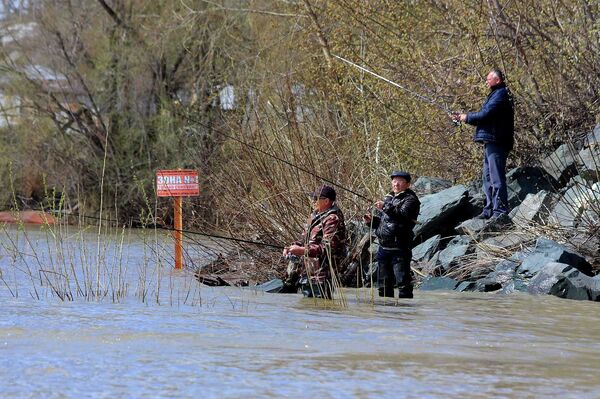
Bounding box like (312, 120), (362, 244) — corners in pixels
(156, 169), (200, 269)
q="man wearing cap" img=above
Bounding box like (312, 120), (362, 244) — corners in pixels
(364, 171), (420, 298)
(283, 185), (347, 299)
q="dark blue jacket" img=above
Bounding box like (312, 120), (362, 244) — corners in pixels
(466, 83), (514, 151)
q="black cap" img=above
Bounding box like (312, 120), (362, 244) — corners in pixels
(309, 185), (336, 201)
(390, 171), (411, 182)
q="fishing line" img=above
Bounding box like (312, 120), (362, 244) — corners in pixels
(179, 113), (372, 202)
(64, 212), (285, 249)
(332, 54), (457, 116)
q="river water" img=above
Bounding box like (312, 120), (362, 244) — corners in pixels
(1, 226), (599, 398)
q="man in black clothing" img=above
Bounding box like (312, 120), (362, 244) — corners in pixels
(364, 171), (421, 298)
(454, 69), (515, 220)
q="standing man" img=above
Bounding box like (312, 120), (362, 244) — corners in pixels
(454, 69), (514, 221)
(364, 171), (420, 299)
(283, 185), (347, 299)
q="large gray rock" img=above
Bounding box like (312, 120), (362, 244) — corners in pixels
(510, 190), (556, 227)
(474, 269), (514, 292)
(548, 183), (599, 228)
(455, 281), (475, 292)
(584, 124), (600, 147)
(436, 235), (472, 272)
(581, 207), (599, 230)
(527, 262), (579, 295)
(414, 185), (470, 240)
(517, 238), (591, 277)
(541, 143), (578, 186)
(455, 218), (488, 235)
(412, 177), (453, 195)
(495, 259), (519, 273)
(251, 279), (284, 293)
(465, 180), (486, 217)
(577, 146), (600, 183)
(550, 273), (600, 301)
(506, 166), (556, 208)
(581, 182), (600, 228)
(499, 277), (529, 294)
(473, 258), (521, 292)
(476, 232), (530, 256)
(412, 234), (441, 263)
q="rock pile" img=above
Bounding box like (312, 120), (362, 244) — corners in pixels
(349, 124), (600, 301)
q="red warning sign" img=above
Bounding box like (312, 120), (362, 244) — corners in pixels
(156, 170), (199, 197)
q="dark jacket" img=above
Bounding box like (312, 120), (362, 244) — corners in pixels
(466, 83), (514, 151)
(370, 189), (420, 249)
(294, 204), (347, 282)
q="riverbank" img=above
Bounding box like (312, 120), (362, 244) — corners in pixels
(197, 124), (600, 302)
(0, 210), (56, 225)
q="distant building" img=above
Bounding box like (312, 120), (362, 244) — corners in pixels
(219, 85), (235, 110)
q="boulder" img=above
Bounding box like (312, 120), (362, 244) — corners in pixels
(506, 166), (556, 208)
(467, 194), (485, 217)
(541, 143), (578, 186)
(455, 281), (475, 292)
(495, 259), (519, 273)
(580, 182), (600, 229)
(577, 146), (600, 183)
(499, 277), (529, 294)
(476, 232), (530, 257)
(510, 191), (556, 227)
(412, 234), (441, 263)
(412, 176), (453, 195)
(474, 269), (514, 292)
(346, 220), (371, 242)
(517, 238), (591, 277)
(414, 185), (470, 240)
(548, 183), (598, 228)
(550, 273), (600, 301)
(455, 218), (488, 235)
(470, 266), (492, 280)
(419, 276), (459, 291)
(527, 262), (579, 295)
(466, 180), (486, 217)
(251, 278), (285, 293)
(436, 235), (473, 273)
(584, 123), (600, 147)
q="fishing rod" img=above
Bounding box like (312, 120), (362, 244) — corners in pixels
(180, 113), (372, 202)
(67, 212), (285, 249)
(333, 54), (459, 119)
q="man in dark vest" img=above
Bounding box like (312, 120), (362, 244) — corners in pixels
(283, 185), (347, 299)
(454, 69), (515, 222)
(365, 171), (420, 299)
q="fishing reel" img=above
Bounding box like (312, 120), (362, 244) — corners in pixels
(285, 254), (301, 262)
(449, 112), (462, 127)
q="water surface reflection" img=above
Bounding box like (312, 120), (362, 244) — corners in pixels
(1, 226), (599, 398)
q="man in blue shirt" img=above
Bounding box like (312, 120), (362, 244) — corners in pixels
(454, 69), (514, 221)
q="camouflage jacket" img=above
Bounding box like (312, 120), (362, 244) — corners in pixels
(293, 204), (347, 282)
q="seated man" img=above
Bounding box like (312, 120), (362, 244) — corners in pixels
(364, 171), (420, 299)
(283, 185), (347, 299)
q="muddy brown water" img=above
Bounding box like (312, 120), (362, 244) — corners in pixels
(1, 226), (599, 398)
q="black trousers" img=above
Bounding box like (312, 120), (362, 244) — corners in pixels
(300, 278), (333, 300)
(376, 247), (413, 298)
